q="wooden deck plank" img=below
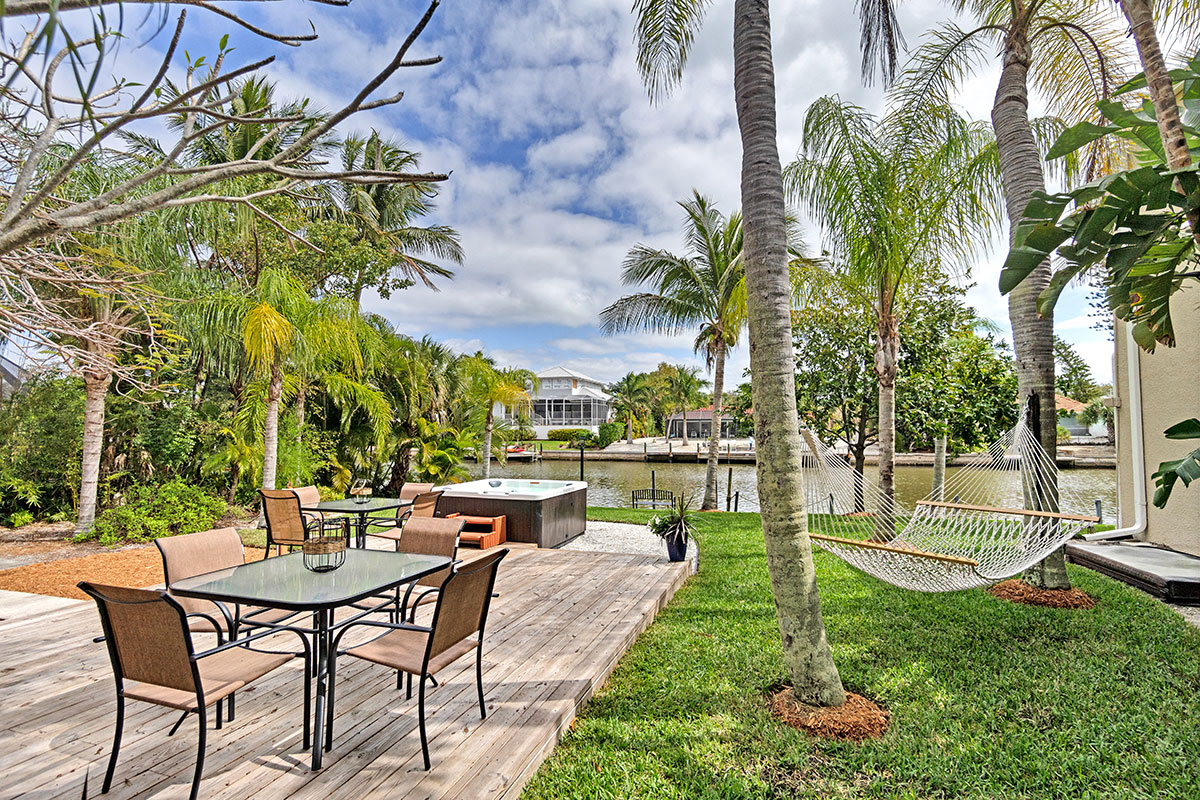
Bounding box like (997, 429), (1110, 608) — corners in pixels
(0, 547), (689, 800)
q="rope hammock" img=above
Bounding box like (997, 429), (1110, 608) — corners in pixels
(799, 420), (1100, 592)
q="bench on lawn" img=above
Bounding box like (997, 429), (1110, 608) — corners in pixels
(631, 488), (675, 510)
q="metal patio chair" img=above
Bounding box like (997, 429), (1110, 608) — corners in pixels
(330, 548), (508, 770)
(79, 581), (309, 800)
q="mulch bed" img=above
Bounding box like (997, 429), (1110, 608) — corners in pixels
(769, 685), (890, 741)
(987, 579), (1097, 610)
(0, 544), (267, 600)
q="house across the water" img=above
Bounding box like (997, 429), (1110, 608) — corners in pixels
(525, 366), (611, 437)
(666, 407), (737, 440)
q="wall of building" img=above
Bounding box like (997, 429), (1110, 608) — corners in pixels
(1114, 285), (1200, 556)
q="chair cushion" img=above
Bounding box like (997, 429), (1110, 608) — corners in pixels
(124, 676), (242, 711)
(345, 627), (476, 675)
(200, 647), (294, 687)
(125, 645), (294, 710)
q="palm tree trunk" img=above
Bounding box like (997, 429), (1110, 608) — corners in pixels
(874, 310), (899, 512)
(625, 414), (634, 444)
(75, 365), (111, 534)
(261, 360), (284, 492)
(1120, 0), (1190, 170)
(681, 405), (690, 446)
(294, 379), (306, 485)
(482, 407), (494, 479)
(1119, 0), (1200, 244)
(702, 344), (727, 510)
(734, 0), (844, 707)
(932, 430), (947, 502)
(992, 17), (1069, 590)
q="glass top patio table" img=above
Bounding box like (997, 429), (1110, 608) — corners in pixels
(170, 549), (451, 611)
(303, 496), (411, 515)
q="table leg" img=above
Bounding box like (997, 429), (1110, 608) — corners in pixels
(356, 512), (367, 548)
(311, 608), (329, 770)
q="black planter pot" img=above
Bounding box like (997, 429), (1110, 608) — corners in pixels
(665, 534), (688, 562)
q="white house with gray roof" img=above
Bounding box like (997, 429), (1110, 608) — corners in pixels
(520, 366), (611, 437)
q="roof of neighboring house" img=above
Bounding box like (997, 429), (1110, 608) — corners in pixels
(1055, 394), (1087, 414)
(537, 365), (604, 384)
(575, 386), (610, 401)
(667, 406), (734, 422)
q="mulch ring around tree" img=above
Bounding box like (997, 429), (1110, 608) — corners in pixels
(987, 579), (1097, 610)
(768, 684), (890, 742)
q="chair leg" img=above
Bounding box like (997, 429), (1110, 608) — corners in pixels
(190, 709), (207, 800)
(405, 671), (412, 699)
(102, 694), (124, 793)
(397, 669), (404, 692)
(215, 699), (222, 730)
(228, 692), (235, 723)
(418, 674), (430, 771)
(303, 650), (312, 750)
(476, 646), (487, 720)
(167, 710), (188, 737)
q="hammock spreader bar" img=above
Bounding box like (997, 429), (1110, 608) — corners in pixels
(915, 500), (1100, 524)
(808, 533), (979, 567)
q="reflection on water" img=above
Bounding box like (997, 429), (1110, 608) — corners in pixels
(467, 458), (1118, 518)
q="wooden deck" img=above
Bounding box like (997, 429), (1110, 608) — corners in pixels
(0, 547), (689, 800)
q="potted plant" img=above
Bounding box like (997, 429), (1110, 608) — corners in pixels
(649, 494), (695, 562)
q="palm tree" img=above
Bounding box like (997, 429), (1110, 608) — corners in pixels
(632, 0), (847, 705)
(463, 354), (536, 479)
(610, 372), (653, 444)
(193, 268), (367, 495)
(329, 132), (464, 302)
(665, 366), (708, 448)
(372, 332), (465, 494)
(863, 0), (1133, 590)
(600, 191), (743, 510)
(785, 96), (1002, 511)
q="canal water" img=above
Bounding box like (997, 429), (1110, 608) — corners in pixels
(467, 458), (1119, 519)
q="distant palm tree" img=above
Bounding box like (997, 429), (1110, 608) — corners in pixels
(610, 372), (653, 444)
(463, 354), (537, 479)
(600, 191), (742, 510)
(666, 366), (707, 448)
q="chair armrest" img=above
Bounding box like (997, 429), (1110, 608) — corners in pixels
(185, 612), (227, 645)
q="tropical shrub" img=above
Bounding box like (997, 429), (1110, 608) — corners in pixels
(547, 428), (590, 442)
(8, 510), (33, 528)
(0, 374), (84, 519)
(80, 479), (227, 545)
(597, 422), (622, 449)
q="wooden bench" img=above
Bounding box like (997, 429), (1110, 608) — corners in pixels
(445, 513), (507, 549)
(631, 488), (675, 509)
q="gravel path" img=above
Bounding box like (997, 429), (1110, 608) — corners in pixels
(562, 520), (697, 570)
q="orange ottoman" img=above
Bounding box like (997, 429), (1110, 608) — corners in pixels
(445, 513), (507, 549)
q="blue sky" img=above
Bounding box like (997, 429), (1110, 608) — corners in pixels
(82, 0), (1113, 385)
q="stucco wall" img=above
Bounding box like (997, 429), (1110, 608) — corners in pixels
(1113, 285), (1200, 556)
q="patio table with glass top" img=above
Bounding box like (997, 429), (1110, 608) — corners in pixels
(170, 549), (451, 769)
(303, 496), (412, 548)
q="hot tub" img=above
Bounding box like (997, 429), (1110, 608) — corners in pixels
(437, 479), (587, 548)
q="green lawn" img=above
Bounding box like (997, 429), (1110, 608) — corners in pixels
(523, 508), (1200, 799)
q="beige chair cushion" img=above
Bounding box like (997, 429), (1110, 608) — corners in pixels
(345, 628), (476, 676)
(123, 649), (292, 711)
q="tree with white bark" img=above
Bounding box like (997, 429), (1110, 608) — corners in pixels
(0, 0), (450, 532)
